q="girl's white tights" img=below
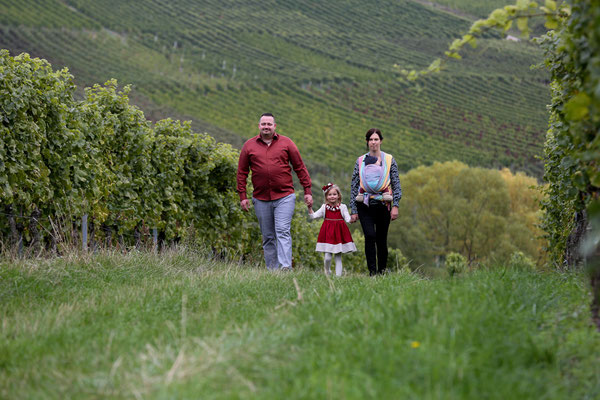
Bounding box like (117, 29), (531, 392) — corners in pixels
(324, 252), (343, 276)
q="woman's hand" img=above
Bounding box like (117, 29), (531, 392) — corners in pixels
(350, 214), (358, 223)
(390, 206), (399, 221)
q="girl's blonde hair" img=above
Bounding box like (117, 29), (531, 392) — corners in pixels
(324, 184), (342, 204)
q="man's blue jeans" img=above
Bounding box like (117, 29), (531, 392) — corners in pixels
(252, 193), (296, 270)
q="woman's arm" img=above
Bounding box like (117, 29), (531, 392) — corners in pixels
(390, 158), (402, 208)
(349, 160), (360, 215)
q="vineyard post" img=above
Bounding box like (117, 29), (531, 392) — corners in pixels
(153, 228), (158, 252)
(82, 214), (88, 252)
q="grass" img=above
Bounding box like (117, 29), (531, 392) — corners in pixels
(1, 251), (599, 399)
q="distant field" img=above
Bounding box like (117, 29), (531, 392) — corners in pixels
(416, 0), (514, 17)
(0, 0), (550, 178)
(1, 252), (599, 399)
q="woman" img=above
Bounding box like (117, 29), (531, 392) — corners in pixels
(350, 128), (402, 275)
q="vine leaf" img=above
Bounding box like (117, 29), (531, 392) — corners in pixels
(564, 92), (591, 121)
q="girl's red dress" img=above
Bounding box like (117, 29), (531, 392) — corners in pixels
(315, 205), (356, 254)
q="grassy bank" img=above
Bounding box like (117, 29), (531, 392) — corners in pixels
(1, 251), (599, 399)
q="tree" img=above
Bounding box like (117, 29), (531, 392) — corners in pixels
(411, 0), (600, 326)
(389, 161), (541, 267)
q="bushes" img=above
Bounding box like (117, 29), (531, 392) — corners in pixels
(0, 50), (79, 248)
(389, 161), (545, 269)
(445, 251), (535, 277)
(0, 50), (259, 257)
(445, 252), (467, 276)
(509, 251), (536, 270)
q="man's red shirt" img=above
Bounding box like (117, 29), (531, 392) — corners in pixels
(237, 133), (312, 201)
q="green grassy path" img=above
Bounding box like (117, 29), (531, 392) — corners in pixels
(1, 252), (599, 399)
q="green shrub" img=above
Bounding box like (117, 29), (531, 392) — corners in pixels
(389, 161), (544, 268)
(509, 251), (536, 270)
(446, 252), (467, 277)
(388, 247), (410, 272)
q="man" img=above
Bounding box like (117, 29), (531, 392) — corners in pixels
(237, 113), (313, 271)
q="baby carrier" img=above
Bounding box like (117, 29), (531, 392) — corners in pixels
(355, 153), (393, 206)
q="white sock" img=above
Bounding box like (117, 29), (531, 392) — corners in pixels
(324, 253), (332, 274)
(335, 254), (343, 276)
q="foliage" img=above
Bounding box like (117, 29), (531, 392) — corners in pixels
(0, 50), (262, 257)
(0, 0), (550, 178)
(389, 161), (544, 267)
(446, 252), (468, 276)
(0, 49), (403, 268)
(0, 50), (81, 246)
(387, 247), (410, 272)
(509, 250), (536, 269)
(409, 0), (600, 271)
(0, 51), (76, 212)
(426, 0), (600, 326)
(499, 167), (547, 264)
(399, 0), (569, 79)
(78, 80), (153, 231)
(290, 204), (323, 270)
(538, 1), (600, 269)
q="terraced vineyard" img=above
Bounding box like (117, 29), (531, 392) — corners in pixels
(0, 0), (550, 180)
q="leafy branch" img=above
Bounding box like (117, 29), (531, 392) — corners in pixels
(397, 0), (571, 81)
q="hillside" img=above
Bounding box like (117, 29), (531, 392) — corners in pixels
(0, 0), (550, 180)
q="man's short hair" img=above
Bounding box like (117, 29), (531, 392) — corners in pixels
(260, 112), (275, 121)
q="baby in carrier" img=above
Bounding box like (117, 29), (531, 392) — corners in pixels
(356, 155), (393, 205)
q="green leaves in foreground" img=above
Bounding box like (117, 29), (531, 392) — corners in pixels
(398, 0), (571, 81)
(540, 1), (600, 268)
(564, 92), (591, 122)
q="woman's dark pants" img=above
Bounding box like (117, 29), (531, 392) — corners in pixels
(357, 201), (390, 275)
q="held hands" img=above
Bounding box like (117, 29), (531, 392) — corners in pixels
(350, 208), (397, 222)
(304, 194), (313, 209)
(240, 199), (250, 212)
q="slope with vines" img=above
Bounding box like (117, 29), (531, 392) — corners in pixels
(0, 0), (550, 179)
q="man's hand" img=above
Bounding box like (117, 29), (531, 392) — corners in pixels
(304, 194), (313, 208)
(240, 199), (250, 212)
(391, 206), (399, 221)
(350, 214), (358, 223)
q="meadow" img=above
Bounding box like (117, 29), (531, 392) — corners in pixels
(2, 2), (598, 397)
(1, 251), (599, 399)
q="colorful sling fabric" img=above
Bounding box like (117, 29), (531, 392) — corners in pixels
(358, 152), (393, 205)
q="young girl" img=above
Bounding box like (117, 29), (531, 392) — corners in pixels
(309, 183), (357, 276)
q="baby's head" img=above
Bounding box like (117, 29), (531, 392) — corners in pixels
(322, 182), (342, 205)
(364, 155), (378, 166)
